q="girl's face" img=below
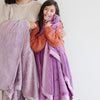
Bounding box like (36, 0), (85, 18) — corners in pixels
(43, 5), (56, 21)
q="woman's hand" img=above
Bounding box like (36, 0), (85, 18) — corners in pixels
(30, 21), (37, 29)
(45, 22), (52, 27)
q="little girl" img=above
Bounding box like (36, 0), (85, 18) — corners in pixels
(30, 0), (73, 100)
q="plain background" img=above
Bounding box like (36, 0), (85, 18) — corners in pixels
(0, 0), (100, 100)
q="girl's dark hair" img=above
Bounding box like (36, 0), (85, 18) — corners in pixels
(5, 0), (16, 4)
(38, 0), (60, 34)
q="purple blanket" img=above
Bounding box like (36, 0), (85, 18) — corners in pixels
(0, 20), (39, 100)
(36, 15), (73, 100)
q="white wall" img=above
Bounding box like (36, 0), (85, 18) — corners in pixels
(58, 0), (100, 100)
(0, 0), (100, 100)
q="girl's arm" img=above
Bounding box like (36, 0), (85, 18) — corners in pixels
(30, 23), (46, 52)
(44, 22), (64, 47)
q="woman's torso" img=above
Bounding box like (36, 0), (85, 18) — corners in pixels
(0, 1), (41, 25)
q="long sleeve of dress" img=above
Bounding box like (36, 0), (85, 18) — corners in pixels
(44, 22), (64, 48)
(30, 24), (46, 52)
(0, 4), (10, 26)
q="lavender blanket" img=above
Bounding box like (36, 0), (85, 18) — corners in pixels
(36, 15), (73, 100)
(0, 20), (39, 100)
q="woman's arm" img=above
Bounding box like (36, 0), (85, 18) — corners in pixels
(0, 4), (10, 26)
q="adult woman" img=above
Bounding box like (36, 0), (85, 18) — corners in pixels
(0, 0), (41, 100)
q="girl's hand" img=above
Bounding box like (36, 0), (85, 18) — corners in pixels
(30, 21), (37, 29)
(45, 22), (52, 27)
(59, 29), (66, 37)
